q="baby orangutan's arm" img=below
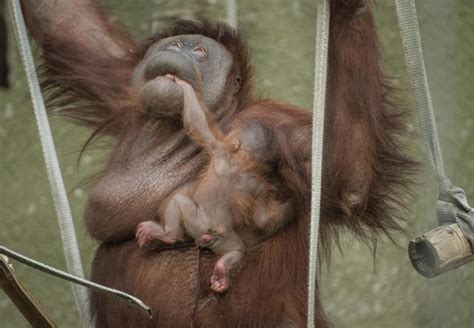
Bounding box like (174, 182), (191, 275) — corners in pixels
(174, 76), (226, 153)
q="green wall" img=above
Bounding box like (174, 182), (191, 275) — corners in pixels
(1, 1), (472, 326)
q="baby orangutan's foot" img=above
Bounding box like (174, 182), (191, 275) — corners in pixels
(136, 221), (176, 248)
(210, 262), (229, 293)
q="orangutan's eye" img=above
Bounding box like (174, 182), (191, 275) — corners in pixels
(193, 46), (207, 54)
(168, 41), (182, 49)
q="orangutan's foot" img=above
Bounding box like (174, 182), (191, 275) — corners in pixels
(210, 262), (229, 293)
(136, 221), (176, 248)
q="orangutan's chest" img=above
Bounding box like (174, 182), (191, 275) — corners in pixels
(88, 131), (207, 218)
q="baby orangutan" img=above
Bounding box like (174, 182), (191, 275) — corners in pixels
(136, 75), (291, 293)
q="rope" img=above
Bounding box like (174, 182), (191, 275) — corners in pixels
(396, 0), (445, 178)
(225, 0), (237, 28)
(307, 0), (330, 327)
(0, 246), (152, 317)
(8, 0), (91, 325)
(396, 0), (473, 244)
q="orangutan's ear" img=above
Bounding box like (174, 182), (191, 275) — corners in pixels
(234, 75), (241, 93)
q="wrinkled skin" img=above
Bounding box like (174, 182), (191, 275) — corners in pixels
(132, 35), (236, 118)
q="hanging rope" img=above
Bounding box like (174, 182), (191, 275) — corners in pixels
(307, 0), (330, 327)
(8, 0), (91, 325)
(396, 0), (473, 244)
(226, 0), (237, 28)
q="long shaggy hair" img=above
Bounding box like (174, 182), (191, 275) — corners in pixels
(31, 1), (418, 325)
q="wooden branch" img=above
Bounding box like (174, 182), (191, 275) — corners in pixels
(0, 255), (56, 327)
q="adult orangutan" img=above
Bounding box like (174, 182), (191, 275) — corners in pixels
(20, 0), (416, 326)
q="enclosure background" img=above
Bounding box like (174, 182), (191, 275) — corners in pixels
(1, 0), (472, 327)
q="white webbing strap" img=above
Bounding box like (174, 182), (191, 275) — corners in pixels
(9, 0), (91, 326)
(396, 0), (445, 179)
(226, 0), (237, 28)
(396, 0), (473, 243)
(307, 0), (330, 327)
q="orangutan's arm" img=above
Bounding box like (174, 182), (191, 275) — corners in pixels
(20, 0), (138, 131)
(20, 0), (132, 59)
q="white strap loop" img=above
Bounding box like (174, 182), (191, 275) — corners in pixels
(307, 0), (330, 326)
(9, 0), (90, 326)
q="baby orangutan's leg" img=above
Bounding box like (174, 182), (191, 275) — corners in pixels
(136, 193), (196, 248)
(209, 231), (245, 293)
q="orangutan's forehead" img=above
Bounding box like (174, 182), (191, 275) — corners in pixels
(144, 34), (232, 63)
(157, 35), (222, 48)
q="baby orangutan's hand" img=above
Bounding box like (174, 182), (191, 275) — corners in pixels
(174, 76), (193, 90)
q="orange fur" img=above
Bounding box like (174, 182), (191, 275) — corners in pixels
(23, 0), (417, 326)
